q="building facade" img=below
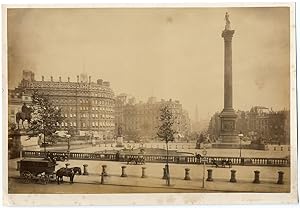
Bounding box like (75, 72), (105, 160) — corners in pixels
(207, 106), (290, 144)
(10, 70), (115, 139)
(115, 95), (191, 141)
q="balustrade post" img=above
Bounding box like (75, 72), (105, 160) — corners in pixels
(277, 171), (284, 184)
(141, 167), (147, 178)
(83, 164), (89, 175)
(121, 166), (127, 177)
(253, 170), (260, 184)
(102, 165), (108, 176)
(162, 167), (167, 179)
(230, 170), (237, 183)
(184, 168), (191, 180)
(206, 169), (213, 181)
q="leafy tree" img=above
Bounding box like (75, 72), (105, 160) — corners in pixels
(157, 105), (177, 186)
(27, 91), (64, 153)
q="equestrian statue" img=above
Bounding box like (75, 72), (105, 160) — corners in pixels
(16, 103), (33, 129)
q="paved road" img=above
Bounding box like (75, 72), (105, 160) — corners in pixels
(8, 158), (290, 194)
(8, 178), (218, 194)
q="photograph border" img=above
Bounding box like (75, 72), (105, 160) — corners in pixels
(2, 2), (297, 206)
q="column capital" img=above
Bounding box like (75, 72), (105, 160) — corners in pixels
(222, 29), (235, 41)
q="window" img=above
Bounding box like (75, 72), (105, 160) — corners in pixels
(70, 114), (72, 118)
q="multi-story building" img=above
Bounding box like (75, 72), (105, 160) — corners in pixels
(247, 106), (270, 137)
(10, 70), (115, 139)
(268, 110), (290, 145)
(115, 95), (191, 141)
(207, 106), (290, 144)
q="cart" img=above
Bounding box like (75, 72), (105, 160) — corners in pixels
(19, 158), (56, 184)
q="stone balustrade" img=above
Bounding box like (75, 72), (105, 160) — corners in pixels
(21, 150), (290, 167)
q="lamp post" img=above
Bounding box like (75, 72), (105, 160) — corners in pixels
(66, 134), (71, 156)
(238, 132), (244, 159)
(202, 146), (207, 188)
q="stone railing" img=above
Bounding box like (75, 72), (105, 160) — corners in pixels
(21, 150), (290, 167)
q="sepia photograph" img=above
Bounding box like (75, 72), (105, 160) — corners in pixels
(3, 3), (297, 206)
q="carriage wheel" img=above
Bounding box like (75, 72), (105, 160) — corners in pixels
(21, 171), (32, 184)
(49, 172), (56, 182)
(39, 175), (50, 185)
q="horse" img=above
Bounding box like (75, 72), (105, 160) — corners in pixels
(223, 159), (233, 168)
(16, 110), (32, 129)
(56, 168), (76, 184)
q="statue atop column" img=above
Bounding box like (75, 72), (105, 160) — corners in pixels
(224, 12), (231, 30)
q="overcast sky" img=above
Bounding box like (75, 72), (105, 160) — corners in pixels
(7, 7), (290, 120)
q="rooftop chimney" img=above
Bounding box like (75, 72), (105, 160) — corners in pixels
(51, 76), (53, 82)
(68, 77), (70, 82)
(59, 76), (62, 82)
(42, 76), (44, 81)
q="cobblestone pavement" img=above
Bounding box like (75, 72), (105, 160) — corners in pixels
(8, 158), (290, 193)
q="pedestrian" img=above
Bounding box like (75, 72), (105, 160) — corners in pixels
(116, 151), (120, 161)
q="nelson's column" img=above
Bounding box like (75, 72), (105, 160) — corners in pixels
(216, 12), (240, 148)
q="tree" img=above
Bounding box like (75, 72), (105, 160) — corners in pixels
(157, 105), (177, 186)
(27, 91), (64, 154)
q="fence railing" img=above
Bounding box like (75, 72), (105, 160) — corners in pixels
(21, 150), (290, 167)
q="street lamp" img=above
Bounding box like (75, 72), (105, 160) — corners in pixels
(238, 132), (244, 158)
(202, 146), (208, 188)
(66, 134), (71, 155)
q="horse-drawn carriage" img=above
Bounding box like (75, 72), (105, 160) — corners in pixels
(211, 159), (233, 168)
(126, 155), (145, 165)
(19, 158), (81, 185)
(19, 158), (56, 184)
